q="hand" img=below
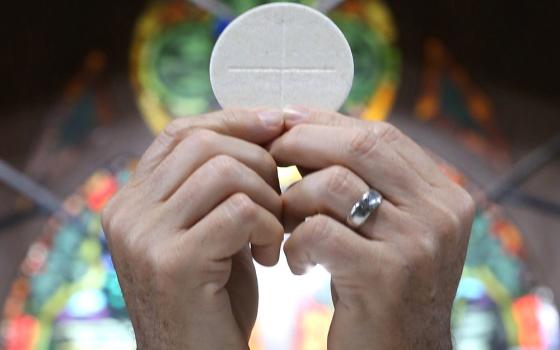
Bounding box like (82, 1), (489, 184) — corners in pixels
(270, 108), (475, 349)
(102, 110), (285, 349)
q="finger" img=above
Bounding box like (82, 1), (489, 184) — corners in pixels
(284, 106), (364, 130)
(282, 109), (473, 239)
(164, 155), (282, 229)
(269, 124), (428, 203)
(186, 193), (284, 266)
(136, 109), (284, 178)
(284, 215), (380, 277)
(146, 129), (279, 202)
(283, 107), (449, 187)
(282, 166), (401, 240)
(283, 166), (369, 231)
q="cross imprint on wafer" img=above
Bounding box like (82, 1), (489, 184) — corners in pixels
(227, 18), (336, 105)
(211, 2), (353, 110)
(228, 68), (336, 73)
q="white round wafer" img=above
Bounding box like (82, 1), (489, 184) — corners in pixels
(210, 3), (354, 111)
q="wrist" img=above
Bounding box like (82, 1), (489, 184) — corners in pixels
(342, 305), (453, 350)
(407, 315), (453, 350)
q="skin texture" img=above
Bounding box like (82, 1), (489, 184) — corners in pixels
(101, 108), (475, 350)
(272, 107), (475, 349)
(102, 110), (285, 349)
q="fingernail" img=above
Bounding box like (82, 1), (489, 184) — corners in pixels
(283, 106), (310, 123)
(257, 110), (284, 127)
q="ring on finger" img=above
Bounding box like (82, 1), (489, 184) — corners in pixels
(346, 189), (383, 228)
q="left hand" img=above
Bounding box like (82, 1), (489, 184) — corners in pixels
(102, 110), (285, 349)
(269, 107), (475, 349)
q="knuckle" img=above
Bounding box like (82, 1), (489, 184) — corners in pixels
(221, 109), (243, 126)
(228, 193), (259, 221)
(208, 155), (240, 177)
(446, 200), (466, 235)
(458, 188), (476, 226)
(437, 208), (462, 238)
(100, 192), (147, 252)
(100, 200), (115, 234)
(161, 119), (185, 143)
(349, 129), (378, 158)
(375, 122), (402, 144)
(445, 188), (476, 246)
(305, 215), (331, 244)
(432, 186), (476, 245)
(326, 166), (354, 194)
(187, 129), (217, 150)
(101, 204), (127, 244)
(427, 195), (464, 239)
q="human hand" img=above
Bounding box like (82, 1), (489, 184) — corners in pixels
(269, 108), (475, 349)
(101, 110), (285, 349)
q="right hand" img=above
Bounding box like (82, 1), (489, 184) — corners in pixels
(101, 110), (285, 349)
(270, 109), (474, 349)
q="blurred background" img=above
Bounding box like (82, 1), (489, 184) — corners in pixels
(1, 0), (559, 349)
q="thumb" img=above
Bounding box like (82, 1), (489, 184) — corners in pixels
(283, 214), (373, 276)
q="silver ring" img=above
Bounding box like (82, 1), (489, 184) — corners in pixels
(347, 189), (383, 228)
